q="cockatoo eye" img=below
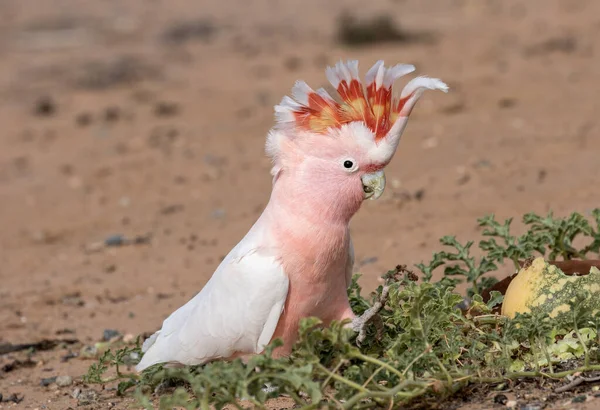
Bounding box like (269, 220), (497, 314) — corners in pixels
(342, 158), (358, 172)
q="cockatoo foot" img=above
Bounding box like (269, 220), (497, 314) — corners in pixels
(351, 285), (390, 346)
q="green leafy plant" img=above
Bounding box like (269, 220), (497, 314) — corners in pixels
(85, 209), (600, 409)
(416, 209), (600, 295)
(83, 345), (142, 395)
(480, 209), (600, 267)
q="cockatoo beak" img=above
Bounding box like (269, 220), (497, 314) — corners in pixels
(361, 171), (386, 200)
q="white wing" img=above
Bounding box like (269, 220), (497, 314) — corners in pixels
(136, 223), (289, 371)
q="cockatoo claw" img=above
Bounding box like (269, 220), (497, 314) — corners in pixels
(351, 285), (390, 346)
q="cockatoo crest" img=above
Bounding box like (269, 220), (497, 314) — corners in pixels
(273, 60), (448, 141)
(267, 60), (448, 178)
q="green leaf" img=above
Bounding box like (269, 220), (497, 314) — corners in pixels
(486, 291), (504, 310)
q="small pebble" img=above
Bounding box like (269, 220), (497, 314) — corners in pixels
(211, 209), (226, 219)
(519, 404), (542, 410)
(498, 97), (516, 108)
(133, 234), (152, 244)
(414, 189), (425, 201)
(40, 376), (57, 386)
(105, 235), (126, 247)
(80, 345), (98, 358)
(1, 393), (23, 403)
(154, 101), (180, 117)
(86, 241), (104, 253)
(104, 264), (117, 273)
(34, 96), (56, 117)
(103, 329), (122, 341)
(77, 389), (99, 405)
(56, 375), (72, 387)
(104, 106), (120, 122)
(505, 400), (517, 408)
(359, 256), (378, 266)
(474, 159), (492, 168)
(457, 173), (471, 185)
(537, 169), (547, 183)
(60, 351), (78, 362)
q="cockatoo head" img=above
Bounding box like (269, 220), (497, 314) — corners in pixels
(266, 60), (447, 221)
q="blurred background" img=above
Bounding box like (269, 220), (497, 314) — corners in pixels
(0, 0), (599, 372)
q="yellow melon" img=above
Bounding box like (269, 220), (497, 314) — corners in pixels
(502, 257), (600, 319)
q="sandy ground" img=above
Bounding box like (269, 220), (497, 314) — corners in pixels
(1, 0), (599, 408)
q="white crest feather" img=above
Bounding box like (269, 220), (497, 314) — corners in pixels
(365, 60), (385, 88)
(291, 80), (313, 106)
(383, 64), (415, 88)
(400, 76), (449, 99)
(346, 60), (360, 80)
(337, 61), (353, 84)
(325, 66), (341, 89)
(273, 96), (302, 125)
(315, 87), (336, 102)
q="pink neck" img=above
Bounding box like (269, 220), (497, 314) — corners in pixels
(267, 171), (362, 229)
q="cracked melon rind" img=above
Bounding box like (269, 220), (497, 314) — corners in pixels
(501, 257), (600, 319)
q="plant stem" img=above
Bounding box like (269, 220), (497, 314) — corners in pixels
(473, 364), (600, 383)
(529, 336), (540, 373)
(573, 327), (590, 368)
(351, 352), (404, 380)
(321, 359), (345, 390)
(361, 364), (385, 389)
(342, 380), (429, 409)
(200, 384), (210, 410)
(538, 336), (554, 374)
(316, 364), (368, 393)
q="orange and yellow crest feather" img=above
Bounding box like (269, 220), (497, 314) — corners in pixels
(274, 60), (447, 142)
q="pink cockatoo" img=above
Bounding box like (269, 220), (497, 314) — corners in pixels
(136, 60), (447, 372)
